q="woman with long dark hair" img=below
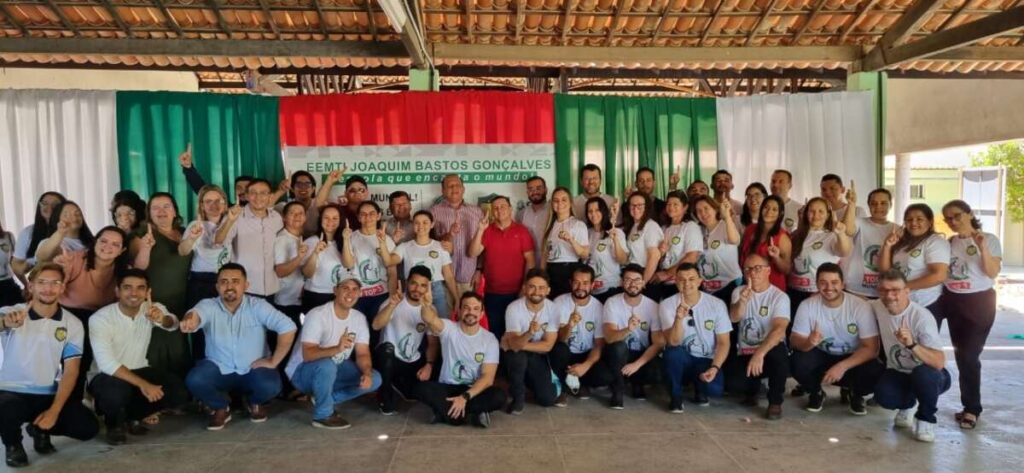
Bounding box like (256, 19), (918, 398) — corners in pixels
(346, 200), (400, 345)
(691, 195), (742, 304)
(622, 192), (664, 295)
(301, 204), (354, 314)
(110, 190), (147, 234)
(11, 192), (66, 280)
(34, 201), (94, 264)
(740, 182), (768, 230)
(787, 197), (852, 312)
(0, 220), (23, 307)
(540, 186), (589, 298)
(740, 195), (792, 291)
(653, 191), (702, 300)
(879, 203), (950, 312)
(584, 197), (628, 303)
(937, 200), (1002, 430)
(395, 210), (459, 317)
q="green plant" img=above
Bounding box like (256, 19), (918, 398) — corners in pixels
(971, 142), (1024, 223)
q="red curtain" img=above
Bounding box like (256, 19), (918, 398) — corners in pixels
(279, 91), (555, 146)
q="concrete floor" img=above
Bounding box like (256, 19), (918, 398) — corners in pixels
(6, 281), (1024, 473)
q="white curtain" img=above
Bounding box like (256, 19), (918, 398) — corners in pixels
(716, 91), (877, 202)
(0, 90), (120, 234)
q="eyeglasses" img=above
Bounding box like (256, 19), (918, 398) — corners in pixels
(294, 182), (314, 189)
(743, 265), (769, 273)
(34, 279), (64, 287)
(629, 204), (645, 209)
(943, 212), (964, 222)
(622, 277), (644, 284)
(348, 188), (367, 194)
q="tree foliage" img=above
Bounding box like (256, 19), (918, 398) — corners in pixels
(971, 142), (1024, 222)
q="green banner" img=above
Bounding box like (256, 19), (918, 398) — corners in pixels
(554, 94), (717, 197)
(116, 91), (283, 220)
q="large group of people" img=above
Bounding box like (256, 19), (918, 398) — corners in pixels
(0, 150), (1004, 467)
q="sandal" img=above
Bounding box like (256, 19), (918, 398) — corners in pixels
(141, 414), (160, 426)
(957, 412), (979, 430)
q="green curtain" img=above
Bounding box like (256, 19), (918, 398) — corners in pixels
(116, 91), (283, 220)
(554, 94), (717, 198)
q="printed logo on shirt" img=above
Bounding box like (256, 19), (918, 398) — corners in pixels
(629, 233), (640, 242)
(698, 255), (720, 280)
(889, 344), (919, 371)
(949, 257), (969, 281)
(398, 333), (418, 360)
(541, 322), (550, 331)
(357, 258), (384, 285)
(847, 323), (858, 335)
(966, 245), (978, 256)
(55, 327), (67, 342)
(671, 236), (681, 245)
(217, 248), (231, 269)
(474, 352), (485, 363)
(864, 245), (882, 271)
(585, 321), (595, 332)
(704, 320), (715, 331)
(710, 240), (721, 249)
(784, 218), (795, 229)
(758, 306), (769, 317)
(416, 323), (427, 333)
(331, 265), (346, 285)
(452, 360), (474, 383)
(812, 241), (823, 250)
(910, 248), (922, 258)
(741, 319), (764, 346)
(596, 243), (607, 252)
(0, 241), (10, 253)
(429, 250), (439, 259)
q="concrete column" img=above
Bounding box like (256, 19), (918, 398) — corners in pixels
(893, 153), (912, 220)
(846, 71), (887, 188)
(409, 67), (439, 91)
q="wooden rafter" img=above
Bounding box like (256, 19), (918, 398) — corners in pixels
(41, 0), (81, 37)
(464, 0), (474, 42)
(605, 0), (627, 46)
(699, 0), (726, 46)
(310, 0), (331, 37)
(515, 0), (525, 43)
(255, 0), (281, 38)
(97, 0), (133, 37)
(0, 37), (408, 58)
(150, 0), (184, 37)
(791, 0), (828, 44)
(935, 0), (975, 32)
(838, 0), (880, 44)
(650, 1), (675, 44)
(0, 5), (29, 37)
(364, 0), (378, 41)
(879, 0), (945, 47)
(561, 0), (576, 45)
(747, 0), (782, 45)
(204, 0), (234, 37)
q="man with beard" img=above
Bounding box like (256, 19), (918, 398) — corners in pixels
(286, 276), (382, 429)
(432, 174), (485, 299)
(469, 195), (535, 340)
(549, 265), (612, 406)
(660, 263), (731, 412)
(602, 264), (664, 409)
(711, 170), (743, 220)
(180, 264), (297, 430)
(88, 269), (187, 445)
(725, 255), (790, 419)
(0, 263), (97, 468)
(215, 179), (284, 299)
(630, 167), (667, 224)
(573, 164), (618, 222)
(501, 269), (559, 414)
(413, 292), (506, 428)
(819, 174), (866, 221)
(372, 266), (439, 415)
(871, 270), (950, 443)
(515, 176), (550, 267)
(790, 263), (883, 416)
(769, 169), (804, 234)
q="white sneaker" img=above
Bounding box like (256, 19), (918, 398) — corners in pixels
(894, 409), (913, 429)
(914, 419), (936, 443)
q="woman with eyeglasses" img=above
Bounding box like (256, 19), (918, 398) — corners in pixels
(740, 183), (768, 231)
(179, 186), (234, 313)
(878, 203), (950, 312)
(540, 187), (589, 298)
(622, 192), (664, 299)
(653, 191), (702, 300)
(936, 200), (1001, 430)
(584, 197), (628, 303)
(691, 195), (742, 305)
(11, 192), (67, 283)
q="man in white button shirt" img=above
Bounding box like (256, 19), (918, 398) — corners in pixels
(515, 176), (550, 267)
(501, 269), (559, 414)
(88, 269), (187, 445)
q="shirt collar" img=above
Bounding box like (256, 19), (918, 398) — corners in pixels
(216, 295), (251, 315)
(28, 307), (63, 322)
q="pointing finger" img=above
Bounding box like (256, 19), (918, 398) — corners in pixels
(186, 142), (192, 154)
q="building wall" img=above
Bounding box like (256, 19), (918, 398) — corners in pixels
(883, 167), (960, 233)
(0, 68), (199, 91)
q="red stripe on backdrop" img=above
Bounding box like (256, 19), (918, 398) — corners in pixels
(279, 91), (554, 146)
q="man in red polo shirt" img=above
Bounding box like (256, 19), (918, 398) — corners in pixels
(469, 195), (535, 341)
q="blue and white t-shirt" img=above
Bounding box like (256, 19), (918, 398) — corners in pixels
(0, 305), (84, 395)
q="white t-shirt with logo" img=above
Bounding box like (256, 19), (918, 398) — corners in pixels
(273, 232), (307, 307)
(553, 294), (604, 354)
(395, 239), (451, 282)
(781, 198), (803, 234)
(603, 293), (660, 352)
(660, 221), (703, 275)
(349, 231), (397, 297)
(789, 229), (841, 293)
(285, 304), (369, 379)
(436, 319), (499, 386)
(504, 297), (559, 343)
(836, 204), (867, 222)
(698, 220), (742, 292)
(844, 219), (898, 298)
(792, 294), (879, 356)
(302, 237), (351, 294)
(0, 306), (84, 395)
(626, 220), (664, 268)
(659, 292), (731, 359)
(730, 285), (791, 354)
(379, 299), (431, 363)
(587, 228), (625, 294)
(186, 220), (233, 274)
(892, 233), (950, 307)
(945, 233), (1002, 294)
(872, 300), (943, 373)
(545, 217), (588, 264)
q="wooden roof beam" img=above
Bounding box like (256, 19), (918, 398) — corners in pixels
(311, 0), (331, 37)
(838, 0), (880, 44)
(791, 0), (828, 44)
(435, 43), (861, 63)
(561, 0), (577, 45)
(97, 0), (133, 37)
(515, 0), (524, 43)
(861, 5), (1024, 71)
(255, 0), (281, 38)
(0, 37), (408, 58)
(747, 0), (782, 45)
(0, 5), (29, 37)
(41, 0), (81, 37)
(879, 0), (945, 47)
(464, 0), (474, 42)
(650, 1), (674, 44)
(364, 0), (378, 41)
(204, 0), (234, 37)
(935, 0), (975, 32)
(150, 0), (185, 37)
(605, 0), (627, 46)
(699, 0), (726, 46)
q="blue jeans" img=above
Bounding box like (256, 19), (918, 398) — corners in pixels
(290, 358), (383, 420)
(185, 360), (281, 410)
(431, 280), (451, 317)
(874, 365), (952, 423)
(663, 346), (724, 400)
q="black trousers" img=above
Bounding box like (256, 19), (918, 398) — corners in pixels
(412, 382), (506, 426)
(64, 306), (97, 401)
(790, 349), (885, 397)
(501, 350), (557, 407)
(187, 271), (219, 361)
(0, 278), (24, 307)
(374, 342), (428, 411)
(546, 262), (576, 298)
(603, 341), (662, 395)
(272, 303), (304, 395)
(548, 342), (613, 388)
(593, 287), (623, 304)
(934, 288), (997, 416)
(301, 290), (335, 315)
(0, 390), (98, 447)
(88, 368), (188, 428)
(724, 344), (791, 405)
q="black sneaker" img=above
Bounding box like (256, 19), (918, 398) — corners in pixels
(805, 390), (825, 413)
(127, 422), (149, 436)
(610, 391), (624, 410)
(577, 385), (591, 400)
(5, 444), (28, 468)
(471, 411), (491, 429)
(692, 394), (710, 407)
(507, 397), (525, 416)
(26, 424), (55, 454)
(791, 385), (806, 397)
(741, 394), (758, 407)
(840, 387), (851, 405)
(379, 402), (398, 416)
(554, 390), (569, 408)
(849, 394), (867, 416)
(106, 425), (128, 446)
(632, 384), (647, 401)
(669, 397), (684, 414)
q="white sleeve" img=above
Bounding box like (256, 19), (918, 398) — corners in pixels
(854, 300), (880, 338)
(792, 301), (811, 336)
(644, 222), (664, 249)
(88, 312), (121, 375)
(484, 336), (500, 364)
(713, 301), (732, 334)
(683, 223), (703, 254)
(985, 233), (1003, 258)
(154, 303), (180, 331)
(925, 235), (951, 265)
(772, 292), (791, 321)
(915, 308), (943, 350)
(299, 312), (323, 345)
(354, 317), (371, 345)
(572, 221), (588, 247)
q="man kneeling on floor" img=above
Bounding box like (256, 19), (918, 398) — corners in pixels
(413, 292), (506, 428)
(180, 264), (297, 430)
(500, 269), (559, 414)
(88, 269), (188, 445)
(872, 269), (952, 443)
(286, 276), (383, 429)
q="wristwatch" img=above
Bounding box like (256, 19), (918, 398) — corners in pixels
(906, 342), (917, 351)
(461, 392), (472, 401)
